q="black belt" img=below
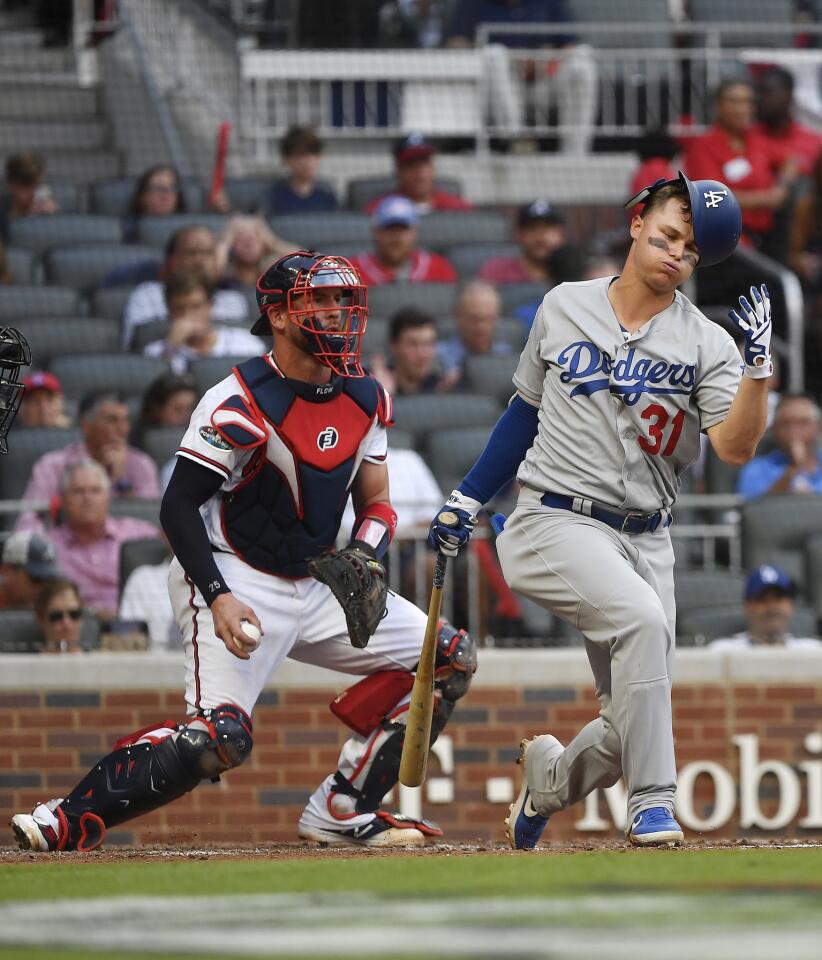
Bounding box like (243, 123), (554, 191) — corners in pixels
(540, 492), (671, 535)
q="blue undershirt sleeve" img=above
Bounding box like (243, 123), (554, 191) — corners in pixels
(458, 395), (540, 504)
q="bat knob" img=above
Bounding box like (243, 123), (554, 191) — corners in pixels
(438, 510), (459, 527)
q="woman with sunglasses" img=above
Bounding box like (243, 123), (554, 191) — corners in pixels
(34, 578), (83, 654)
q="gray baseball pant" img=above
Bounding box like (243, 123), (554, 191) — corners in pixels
(496, 485), (677, 826)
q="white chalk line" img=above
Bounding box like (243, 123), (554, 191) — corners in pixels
(1, 893), (821, 958)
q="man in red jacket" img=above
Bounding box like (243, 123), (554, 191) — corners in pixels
(351, 195), (457, 285)
(365, 134), (472, 215)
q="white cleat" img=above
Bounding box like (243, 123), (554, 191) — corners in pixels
(298, 810), (441, 847)
(10, 800), (64, 852)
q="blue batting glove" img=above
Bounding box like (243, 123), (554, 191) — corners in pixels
(728, 283), (773, 378)
(427, 490), (482, 557)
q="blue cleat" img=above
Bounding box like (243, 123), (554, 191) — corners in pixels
(505, 736), (562, 850)
(627, 806), (684, 846)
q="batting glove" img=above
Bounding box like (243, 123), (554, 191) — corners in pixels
(728, 284), (773, 379)
(427, 490), (482, 557)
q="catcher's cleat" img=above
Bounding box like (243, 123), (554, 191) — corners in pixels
(627, 806), (684, 847)
(10, 799), (65, 852)
(505, 735), (563, 850)
(298, 809), (441, 847)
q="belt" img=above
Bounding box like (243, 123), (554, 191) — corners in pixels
(539, 492), (671, 535)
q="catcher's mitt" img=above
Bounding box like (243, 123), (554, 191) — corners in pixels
(307, 547), (388, 648)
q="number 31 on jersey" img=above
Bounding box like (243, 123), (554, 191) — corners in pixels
(638, 403), (685, 457)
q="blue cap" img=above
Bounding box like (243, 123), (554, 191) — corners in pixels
(745, 565), (795, 600)
(373, 194), (417, 229)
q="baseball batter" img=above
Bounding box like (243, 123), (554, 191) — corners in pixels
(429, 172), (773, 847)
(11, 252), (476, 853)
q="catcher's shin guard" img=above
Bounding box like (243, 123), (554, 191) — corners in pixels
(56, 705), (253, 850)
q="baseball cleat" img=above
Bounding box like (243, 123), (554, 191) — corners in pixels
(505, 735), (562, 850)
(298, 810), (441, 847)
(10, 800), (65, 852)
(627, 806), (684, 846)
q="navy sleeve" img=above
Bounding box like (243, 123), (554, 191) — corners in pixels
(160, 457), (232, 606)
(459, 395), (540, 503)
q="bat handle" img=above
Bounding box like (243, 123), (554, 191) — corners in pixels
(433, 553), (447, 589)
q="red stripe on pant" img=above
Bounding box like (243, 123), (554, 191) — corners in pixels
(185, 574), (201, 711)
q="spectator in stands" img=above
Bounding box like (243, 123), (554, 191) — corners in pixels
(0, 240), (12, 283)
(737, 394), (822, 499)
(480, 200), (566, 285)
(132, 371), (199, 450)
(17, 390), (160, 532)
(377, 0), (451, 48)
(119, 536), (179, 651)
(583, 254), (621, 281)
(683, 78), (799, 255)
(0, 532), (60, 610)
(49, 460), (159, 618)
(710, 565), (822, 651)
(364, 134), (473, 215)
(438, 281), (511, 380)
(351, 195), (457, 285)
(755, 66), (822, 178)
(120, 226), (249, 348)
(446, 0), (597, 155)
(788, 150), (822, 288)
(218, 215), (291, 286)
(35, 579), (84, 655)
(263, 126), (337, 216)
(122, 164), (186, 243)
(19, 372), (71, 429)
(371, 307), (454, 395)
(144, 272), (264, 375)
(627, 129), (679, 218)
(0, 152), (58, 241)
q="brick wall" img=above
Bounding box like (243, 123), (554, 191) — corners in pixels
(2, 652), (821, 845)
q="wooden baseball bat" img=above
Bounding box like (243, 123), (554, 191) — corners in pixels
(399, 513), (455, 787)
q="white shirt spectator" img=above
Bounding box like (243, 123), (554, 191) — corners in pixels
(144, 327), (265, 374)
(123, 282), (248, 347)
(710, 632), (822, 651)
(119, 559), (181, 650)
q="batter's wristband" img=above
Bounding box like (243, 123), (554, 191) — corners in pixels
(353, 501), (397, 560)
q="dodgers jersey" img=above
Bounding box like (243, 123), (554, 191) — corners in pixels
(513, 277), (742, 511)
(176, 354), (390, 577)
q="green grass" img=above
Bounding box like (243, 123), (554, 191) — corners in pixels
(1, 848), (821, 901)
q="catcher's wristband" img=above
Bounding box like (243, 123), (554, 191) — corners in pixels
(352, 501), (397, 560)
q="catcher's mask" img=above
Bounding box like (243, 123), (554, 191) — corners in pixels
(253, 251), (368, 377)
(0, 326), (31, 455)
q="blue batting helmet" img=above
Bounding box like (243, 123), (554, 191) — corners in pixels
(624, 170), (742, 268)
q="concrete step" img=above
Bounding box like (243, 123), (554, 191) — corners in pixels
(0, 43), (72, 72)
(0, 5), (36, 30)
(0, 118), (108, 150)
(0, 28), (42, 47)
(0, 84), (99, 119)
(40, 150), (122, 183)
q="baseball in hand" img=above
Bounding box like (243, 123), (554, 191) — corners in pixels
(234, 619), (262, 653)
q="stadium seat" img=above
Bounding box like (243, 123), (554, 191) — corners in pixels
(741, 495), (822, 591)
(44, 244), (161, 292)
(49, 354), (170, 401)
(136, 214), (229, 249)
(0, 181), (85, 216)
(427, 426), (495, 493)
(497, 318), (527, 350)
(388, 427), (414, 450)
(674, 570), (747, 615)
(8, 214), (123, 255)
(0, 609), (40, 653)
(704, 444), (741, 495)
(687, 0), (794, 46)
(0, 426), (82, 502)
(317, 242), (366, 263)
(109, 498), (162, 527)
(445, 242), (521, 280)
(367, 283), (458, 321)
(568, 0), (673, 47)
(346, 176), (462, 211)
(0, 285), (82, 321)
(90, 177), (205, 216)
(119, 538), (170, 598)
(393, 393), (500, 446)
(140, 426), (186, 469)
(497, 282), (547, 318)
(462, 354), (518, 405)
(416, 211), (509, 250)
(677, 603), (817, 645)
(269, 212), (371, 249)
(3, 245), (35, 284)
(89, 285), (134, 322)
(190, 356), (247, 394)
(19, 317), (121, 367)
(223, 176), (273, 213)
(129, 319), (169, 352)
(804, 535), (822, 619)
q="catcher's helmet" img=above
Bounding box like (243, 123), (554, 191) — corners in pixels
(253, 251), (368, 377)
(624, 170), (742, 268)
(0, 326), (31, 454)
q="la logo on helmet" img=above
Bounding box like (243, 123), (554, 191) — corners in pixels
(704, 189), (728, 209)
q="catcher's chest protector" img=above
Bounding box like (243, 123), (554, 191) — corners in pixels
(221, 357), (389, 577)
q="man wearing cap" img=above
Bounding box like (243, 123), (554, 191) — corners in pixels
(710, 565), (822, 650)
(350, 195), (457, 285)
(480, 200), (568, 285)
(364, 134), (473, 215)
(0, 531), (60, 610)
(19, 371), (71, 429)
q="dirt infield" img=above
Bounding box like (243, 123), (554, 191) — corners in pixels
(2, 836), (820, 864)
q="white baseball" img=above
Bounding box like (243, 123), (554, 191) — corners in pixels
(234, 620), (261, 653)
